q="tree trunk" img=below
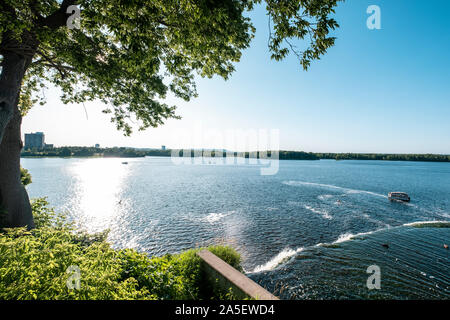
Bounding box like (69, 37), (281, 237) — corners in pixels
(0, 47), (35, 229)
(0, 103), (34, 228)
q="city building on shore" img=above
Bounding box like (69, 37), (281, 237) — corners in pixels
(24, 132), (45, 150)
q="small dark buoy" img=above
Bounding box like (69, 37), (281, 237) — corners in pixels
(382, 243), (389, 249)
(444, 244), (449, 249)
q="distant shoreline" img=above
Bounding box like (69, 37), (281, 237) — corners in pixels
(21, 147), (450, 163)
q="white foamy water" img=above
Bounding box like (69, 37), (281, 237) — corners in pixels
(404, 220), (450, 227)
(304, 205), (332, 220)
(251, 247), (304, 273)
(318, 194), (334, 201)
(332, 228), (390, 244)
(283, 180), (387, 198)
(332, 220), (450, 244)
(204, 210), (235, 223)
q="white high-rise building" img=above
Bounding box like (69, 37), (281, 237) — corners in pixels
(24, 132), (45, 149)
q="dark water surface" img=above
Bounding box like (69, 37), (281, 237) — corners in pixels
(22, 157), (450, 299)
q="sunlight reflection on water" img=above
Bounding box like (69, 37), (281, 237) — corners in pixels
(66, 158), (130, 232)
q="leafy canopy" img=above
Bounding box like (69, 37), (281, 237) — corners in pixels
(0, 0), (340, 135)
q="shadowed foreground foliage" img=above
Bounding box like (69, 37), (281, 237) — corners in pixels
(0, 198), (241, 300)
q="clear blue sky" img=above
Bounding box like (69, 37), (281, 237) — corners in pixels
(23, 0), (450, 153)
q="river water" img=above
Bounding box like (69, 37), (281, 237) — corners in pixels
(22, 157), (450, 299)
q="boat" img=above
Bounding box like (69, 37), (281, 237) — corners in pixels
(122, 161), (128, 165)
(388, 192), (410, 202)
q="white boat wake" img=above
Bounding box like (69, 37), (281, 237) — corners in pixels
(248, 220), (449, 274)
(283, 180), (387, 198)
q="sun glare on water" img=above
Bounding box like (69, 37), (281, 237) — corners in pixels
(67, 158), (131, 232)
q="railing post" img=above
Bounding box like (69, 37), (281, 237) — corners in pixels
(197, 249), (279, 300)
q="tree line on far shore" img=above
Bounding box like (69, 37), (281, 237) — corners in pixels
(314, 152), (450, 162)
(21, 146), (147, 158)
(21, 147), (450, 163)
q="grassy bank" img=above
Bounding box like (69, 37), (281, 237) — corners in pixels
(0, 198), (241, 300)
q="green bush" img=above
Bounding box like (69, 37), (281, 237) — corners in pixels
(0, 198), (242, 300)
(20, 167), (32, 186)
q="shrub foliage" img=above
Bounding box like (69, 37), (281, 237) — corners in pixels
(0, 198), (241, 300)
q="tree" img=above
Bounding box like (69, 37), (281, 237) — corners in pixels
(59, 147), (72, 157)
(0, 0), (341, 228)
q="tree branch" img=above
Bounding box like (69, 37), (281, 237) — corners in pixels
(35, 49), (71, 78)
(41, 0), (78, 29)
(30, 0), (44, 22)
